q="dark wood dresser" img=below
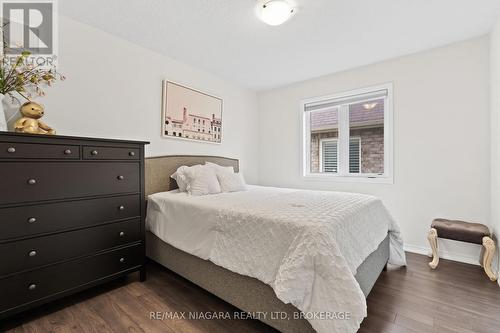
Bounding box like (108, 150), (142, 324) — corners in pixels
(0, 132), (149, 319)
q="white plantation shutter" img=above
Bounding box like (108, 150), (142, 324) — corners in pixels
(349, 138), (361, 173)
(322, 140), (338, 173)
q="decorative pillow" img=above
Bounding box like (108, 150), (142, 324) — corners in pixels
(184, 165), (221, 196)
(205, 162), (234, 177)
(217, 172), (247, 193)
(170, 165), (191, 192)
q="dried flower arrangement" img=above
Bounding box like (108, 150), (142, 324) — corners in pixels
(0, 44), (65, 103)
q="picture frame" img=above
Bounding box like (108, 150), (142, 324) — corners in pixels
(161, 80), (223, 144)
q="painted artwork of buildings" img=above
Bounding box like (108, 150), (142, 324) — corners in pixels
(162, 81), (223, 143)
(164, 107), (222, 142)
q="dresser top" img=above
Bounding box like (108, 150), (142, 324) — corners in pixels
(0, 131), (149, 145)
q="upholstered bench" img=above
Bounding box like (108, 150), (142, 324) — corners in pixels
(428, 218), (497, 281)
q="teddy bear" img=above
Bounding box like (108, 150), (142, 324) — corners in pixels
(14, 101), (56, 135)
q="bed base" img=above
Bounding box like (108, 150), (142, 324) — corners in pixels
(146, 232), (389, 333)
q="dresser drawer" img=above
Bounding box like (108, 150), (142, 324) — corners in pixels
(0, 244), (142, 314)
(0, 219), (141, 276)
(0, 195), (140, 241)
(0, 162), (140, 205)
(83, 146), (140, 160)
(0, 142), (80, 159)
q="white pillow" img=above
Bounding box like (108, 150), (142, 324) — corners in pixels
(170, 165), (191, 192)
(184, 165), (221, 196)
(205, 162), (234, 177)
(217, 172), (247, 192)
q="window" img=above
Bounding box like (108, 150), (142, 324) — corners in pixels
(320, 139), (338, 173)
(302, 83), (393, 183)
(349, 137), (361, 174)
(320, 138), (360, 174)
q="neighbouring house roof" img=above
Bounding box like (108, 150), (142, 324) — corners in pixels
(310, 108), (339, 131)
(310, 99), (384, 132)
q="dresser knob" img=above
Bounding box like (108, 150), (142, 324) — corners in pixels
(28, 283), (37, 291)
(129, 151), (135, 157)
(119, 231), (125, 237)
(118, 205), (125, 211)
(7, 147), (16, 153)
(29, 250), (37, 257)
(64, 149), (72, 155)
(27, 179), (37, 185)
(117, 175), (124, 180)
(119, 257), (125, 263)
(91, 150), (98, 156)
(28, 217), (37, 224)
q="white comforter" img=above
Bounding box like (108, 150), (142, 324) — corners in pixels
(146, 185), (406, 333)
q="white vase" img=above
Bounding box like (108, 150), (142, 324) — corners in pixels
(0, 93), (6, 132)
(0, 94), (7, 131)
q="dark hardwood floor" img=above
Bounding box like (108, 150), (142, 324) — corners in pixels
(2, 253), (500, 333)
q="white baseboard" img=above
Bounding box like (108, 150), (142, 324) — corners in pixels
(496, 265), (500, 288)
(404, 243), (480, 266)
(497, 267), (500, 288)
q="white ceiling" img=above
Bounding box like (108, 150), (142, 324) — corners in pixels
(60, 0), (500, 91)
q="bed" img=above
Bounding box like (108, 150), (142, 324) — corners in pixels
(144, 155), (405, 333)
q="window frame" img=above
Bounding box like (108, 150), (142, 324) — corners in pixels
(301, 83), (394, 184)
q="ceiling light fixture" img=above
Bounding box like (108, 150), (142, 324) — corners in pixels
(257, 0), (295, 26)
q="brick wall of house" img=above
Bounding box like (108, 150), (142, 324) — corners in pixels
(351, 126), (384, 174)
(310, 126), (384, 173)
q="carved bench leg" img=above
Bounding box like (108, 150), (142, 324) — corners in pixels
(482, 236), (498, 282)
(428, 228), (439, 269)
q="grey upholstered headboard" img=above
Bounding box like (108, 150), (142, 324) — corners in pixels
(145, 155), (239, 196)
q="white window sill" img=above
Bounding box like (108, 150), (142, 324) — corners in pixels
(303, 174), (394, 184)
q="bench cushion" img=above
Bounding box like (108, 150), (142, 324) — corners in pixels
(431, 218), (490, 244)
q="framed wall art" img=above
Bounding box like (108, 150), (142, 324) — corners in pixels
(162, 80), (223, 143)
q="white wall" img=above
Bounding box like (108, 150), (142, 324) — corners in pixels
(258, 36), (491, 263)
(33, 16), (260, 182)
(490, 19), (500, 277)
